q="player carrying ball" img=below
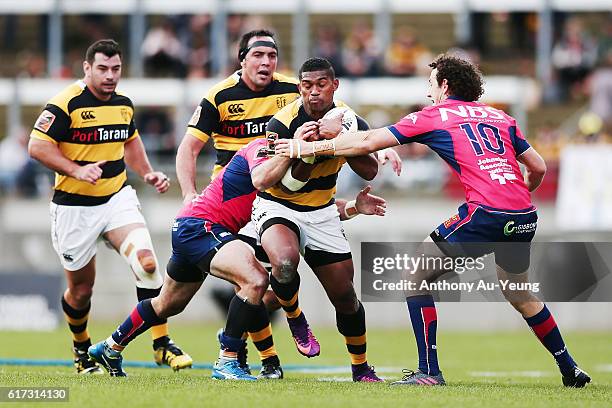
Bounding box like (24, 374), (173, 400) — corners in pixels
(275, 54), (591, 388)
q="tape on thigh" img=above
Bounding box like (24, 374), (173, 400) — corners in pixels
(119, 228), (163, 289)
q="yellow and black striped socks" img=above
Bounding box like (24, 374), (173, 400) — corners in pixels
(248, 303), (280, 365)
(337, 301), (368, 367)
(61, 295), (91, 350)
(270, 274), (302, 319)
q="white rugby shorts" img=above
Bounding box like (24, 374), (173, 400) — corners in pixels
(49, 185), (146, 271)
(251, 195), (351, 255)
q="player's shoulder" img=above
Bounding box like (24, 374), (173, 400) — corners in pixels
(206, 71), (241, 103)
(273, 97), (302, 126)
(47, 80), (86, 114)
(272, 72), (299, 86)
(113, 88), (135, 108)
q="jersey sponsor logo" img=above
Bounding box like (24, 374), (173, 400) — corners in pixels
(121, 108), (129, 122)
(477, 157), (518, 185)
(34, 110), (56, 133)
(228, 103), (246, 115)
(276, 96), (287, 109)
(62, 253), (74, 262)
(503, 221), (516, 236)
(221, 120), (266, 136)
(188, 106), (202, 126)
(443, 214), (460, 228)
(504, 220), (536, 236)
(80, 110), (96, 120)
(406, 112), (418, 124)
(71, 127), (130, 143)
(439, 105), (505, 122)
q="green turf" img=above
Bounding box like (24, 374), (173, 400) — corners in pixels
(0, 323), (610, 407)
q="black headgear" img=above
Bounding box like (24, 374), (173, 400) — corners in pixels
(238, 40), (278, 62)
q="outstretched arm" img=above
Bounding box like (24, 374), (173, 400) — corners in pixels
(276, 127), (399, 158)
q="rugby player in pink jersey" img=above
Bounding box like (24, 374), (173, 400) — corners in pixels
(88, 134), (386, 380)
(275, 54), (590, 388)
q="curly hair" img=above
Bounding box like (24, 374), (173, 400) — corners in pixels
(299, 57), (335, 80)
(429, 54), (484, 102)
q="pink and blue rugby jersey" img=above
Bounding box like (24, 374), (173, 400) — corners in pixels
(388, 98), (533, 210)
(177, 138), (269, 234)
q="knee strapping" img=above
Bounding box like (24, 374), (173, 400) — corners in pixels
(119, 228), (162, 289)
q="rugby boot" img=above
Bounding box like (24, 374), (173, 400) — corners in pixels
(352, 364), (383, 382)
(287, 313), (320, 358)
(258, 359), (284, 379)
(391, 369), (446, 386)
(73, 346), (103, 375)
(87, 341), (126, 377)
(211, 359), (257, 381)
(154, 339), (193, 371)
(562, 366), (591, 388)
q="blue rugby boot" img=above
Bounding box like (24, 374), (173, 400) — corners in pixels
(211, 359), (257, 381)
(88, 341), (127, 377)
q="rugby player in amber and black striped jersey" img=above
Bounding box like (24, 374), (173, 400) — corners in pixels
(178, 30), (299, 184)
(28, 39), (192, 375)
(175, 29), (298, 380)
(251, 57), (383, 382)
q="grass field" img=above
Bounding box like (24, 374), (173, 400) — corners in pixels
(0, 323), (610, 407)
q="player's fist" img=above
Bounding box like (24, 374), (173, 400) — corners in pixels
(294, 121), (319, 141)
(144, 171), (170, 193)
(73, 160), (106, 185)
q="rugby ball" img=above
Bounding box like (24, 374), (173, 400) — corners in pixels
(322, 106), (358, 135)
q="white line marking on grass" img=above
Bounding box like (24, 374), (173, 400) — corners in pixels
(595, 364), (612, 372)
(317, 377), (353, 382)
(469, 371), (553, 378)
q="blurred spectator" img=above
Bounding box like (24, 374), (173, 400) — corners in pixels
(185, 15), (212, 78)
(552, 17), (598, 101)
(136, 108), (175, 159)
(312, 24), (345, 77)
(447, 43), (481, 66)
(226, 15), (273, 74)
(0, 131), (28, 195)
(142, 18), (186, 77)
(16, 51), (46, 78)
(0, 128), (51, 197)
(341, 20), (381, 77)
(589, 46), (612, 133)
(383, 27), (432, 77)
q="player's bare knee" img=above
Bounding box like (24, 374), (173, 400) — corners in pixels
(68, 285), (93, 305)
(330, 287), (358, 313)
(244, 271), (269, 300)
(275, 260), (297, 283)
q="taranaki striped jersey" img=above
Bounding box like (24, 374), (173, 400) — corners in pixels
(186, 70), (299, 179)
(260, 99), (369, 211)
(30, 80), (138, 206)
